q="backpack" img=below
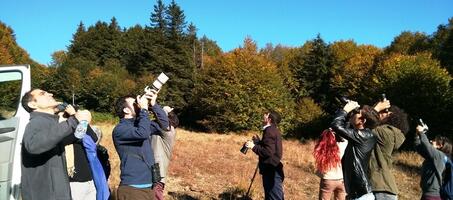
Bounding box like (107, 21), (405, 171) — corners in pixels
(440, 157), (453, 200)
(96, 144), (111, 180)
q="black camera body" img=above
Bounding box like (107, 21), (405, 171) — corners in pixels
(240, 143), (249, 154)
(381, 93), (389, 112)
(152, 163), (162, 183)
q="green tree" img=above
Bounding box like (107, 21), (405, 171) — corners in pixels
(385, 31), (430, 55)
(261, 44), (300, 100)
(0, 21), (48, 88)
(200, 35), (222, 58)
(431, 18), (453, 59)
(82, 67), (135, 112)
(120, 25), (149, 73)
(191, 38), (295, 132)
(165, 0), (186, 41)
(330, 40), (382, 103)
(150, 0), (167, 32)
(369, 53), (451, 134)
(289, 34), (334, 111)
(290, 97), (328, 138)
(68, 18), (123, 66)
(438, 27), (453, 74)
(49, 50), (67, 68)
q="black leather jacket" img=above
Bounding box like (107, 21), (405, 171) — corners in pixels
(330, 110), (377, 199)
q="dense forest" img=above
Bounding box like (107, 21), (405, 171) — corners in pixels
(1, 0), (452, 141)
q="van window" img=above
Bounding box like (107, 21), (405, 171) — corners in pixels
(0, 71), (22, 119)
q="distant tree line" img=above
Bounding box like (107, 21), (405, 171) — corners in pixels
(1, 0), (452, 140)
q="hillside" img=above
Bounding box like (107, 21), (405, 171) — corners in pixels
(96, 123), (423, 200)
(0, 21), (49, 87)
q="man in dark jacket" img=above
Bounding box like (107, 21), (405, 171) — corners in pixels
(113, 89), (169, 200)
(246, 110), (284, 200)
(330, 100), (383, 200)
(369, 105), (409, 200)
(21, 89), (91, 200)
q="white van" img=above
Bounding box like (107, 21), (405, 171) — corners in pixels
(0, 65), (31, 200)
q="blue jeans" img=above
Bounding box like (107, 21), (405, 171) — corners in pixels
(262, 170), (284, 200)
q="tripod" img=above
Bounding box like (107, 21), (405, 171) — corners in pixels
(245, 163), (259, 198)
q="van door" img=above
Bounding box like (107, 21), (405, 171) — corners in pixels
(0, 65), (31, 200)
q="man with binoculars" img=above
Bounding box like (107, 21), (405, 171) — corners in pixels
(245, 110), (285, 200)
(20, 89), (92, 200)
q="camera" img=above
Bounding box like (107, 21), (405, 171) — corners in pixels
(148, 72), (169, 92)
(419, 118), (429, 132)
(381, 93), (389, 112)
(240, 143), (249, 154)
(151, 163), (162, 183)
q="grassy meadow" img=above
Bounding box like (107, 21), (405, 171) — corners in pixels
(95, 123), (423, 200)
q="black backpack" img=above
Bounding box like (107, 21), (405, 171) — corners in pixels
(96, 144), (111, 180)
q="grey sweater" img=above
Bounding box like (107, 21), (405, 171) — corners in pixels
(21, 112), (78, 200)
(415, 133), (447, 197)
(151, 126), (176, 183)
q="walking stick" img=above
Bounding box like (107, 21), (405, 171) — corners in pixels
(245, 163), (259, 198)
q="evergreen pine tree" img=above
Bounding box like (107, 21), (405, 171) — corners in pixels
(292, 34), (333, 110)
(150, 0), (167, 33)
(438, 27), (453, 74)
(165, 0), (186, 41)
(67, 22), (87, 58)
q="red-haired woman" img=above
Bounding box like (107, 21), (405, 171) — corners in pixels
(314, 128), (348, 200)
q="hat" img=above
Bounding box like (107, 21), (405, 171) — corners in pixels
(163, 106), (174, 115)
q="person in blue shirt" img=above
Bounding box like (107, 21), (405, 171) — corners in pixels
(112, 89), (169, 200)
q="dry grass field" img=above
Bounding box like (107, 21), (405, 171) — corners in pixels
(95, 123), (423, 200)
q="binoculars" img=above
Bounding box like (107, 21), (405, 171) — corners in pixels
(56, 102), (69, 113)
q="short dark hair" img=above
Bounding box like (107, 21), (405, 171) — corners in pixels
(361, 105), (380, 129)
(435, 135), (452, 158)
(384, 106), (410, 134)
(267, 109), (281, 125)
(168, 111), (179, 128)
(21, 89), (38, 113)
(114, 95), (135, 118)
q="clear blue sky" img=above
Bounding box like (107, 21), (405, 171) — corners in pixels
(1, 0), (452, 65)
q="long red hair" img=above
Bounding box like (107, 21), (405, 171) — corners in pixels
(313, 128), (341, 174)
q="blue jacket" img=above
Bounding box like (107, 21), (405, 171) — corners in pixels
(112, 104), (169, 186)
(82, 134), (109, 200)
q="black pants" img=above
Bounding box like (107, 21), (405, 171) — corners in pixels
(262, 170), (284, 200)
